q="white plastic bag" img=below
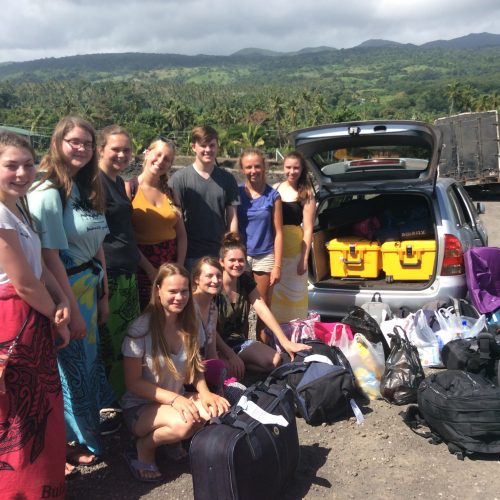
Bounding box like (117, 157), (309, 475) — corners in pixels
(380, 314), (415, 346)
(411, 309), (442, 367)
(434, 307), (462, 333)
(339, 333), (385, 400)
(461, 314), (487, 339)
(433, 307), (487, 347)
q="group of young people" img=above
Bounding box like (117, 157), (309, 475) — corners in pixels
(0, 118), (316, 496)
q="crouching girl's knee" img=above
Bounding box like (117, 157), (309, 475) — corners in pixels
(271, 352), (282, 369)
(175, 419), (202, 441)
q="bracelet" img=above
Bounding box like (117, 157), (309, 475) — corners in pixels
(169, 395), (179, 406)
(275, 264), (281, 269)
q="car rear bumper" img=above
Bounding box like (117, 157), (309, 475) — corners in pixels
(307, 275), (467, 318)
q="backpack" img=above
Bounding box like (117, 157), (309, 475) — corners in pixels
(361, 292), (393, 325)
(269, 340), (364, 426)
(404, 370), (500, 459)
(441, 330), (500, 385)
(341, 306), (391, 358)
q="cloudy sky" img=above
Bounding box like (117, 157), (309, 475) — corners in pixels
(1, 0), (499, 63)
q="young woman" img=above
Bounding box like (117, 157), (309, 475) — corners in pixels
(237, 148), (282, 343)
(126, 138), (187, 310)
(272, 151), (316, 323)
(97, 125), (142, 400)
(191, 257), (233, 394)
(121, 263), (229, 483)
(28, 116), (116, 467)
(191, 257), (221, 362)
(215, 232), (310, 380)
(0, 132), (71, 497)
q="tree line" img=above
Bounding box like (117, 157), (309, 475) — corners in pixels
(1, 47), (500, 157)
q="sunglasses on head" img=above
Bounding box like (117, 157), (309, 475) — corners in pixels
(156, 136), (177, 150)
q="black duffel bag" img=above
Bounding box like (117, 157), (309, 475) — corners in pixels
(190, 380), (299, 500)
(269, 339), (365, 425)
(404, 370), (500, 459)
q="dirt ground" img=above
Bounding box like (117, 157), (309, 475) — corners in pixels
(66, 201), (500, 500)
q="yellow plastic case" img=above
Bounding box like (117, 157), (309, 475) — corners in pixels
(381, 240), (436, 282)
(326, 238), (382, 278)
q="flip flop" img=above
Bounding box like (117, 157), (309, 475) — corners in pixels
(123, 450), (165, 484)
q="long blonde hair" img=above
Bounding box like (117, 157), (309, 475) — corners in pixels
(141, 138), (181, 216)
(144, 263), (203, 383)
(37, 115), (104, 212)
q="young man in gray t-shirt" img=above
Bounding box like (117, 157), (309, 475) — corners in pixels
(169, 125), (240, 270)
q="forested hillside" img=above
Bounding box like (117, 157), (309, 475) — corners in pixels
(1, 40), (500, 155)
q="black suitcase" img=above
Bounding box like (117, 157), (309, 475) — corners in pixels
(189, 380), (299, 500)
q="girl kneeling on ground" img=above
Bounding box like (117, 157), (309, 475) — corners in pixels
(121, 263), (229, 483)
(215, 232), (310, 381)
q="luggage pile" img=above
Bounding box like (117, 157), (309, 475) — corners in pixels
(189, 248), (500, 497)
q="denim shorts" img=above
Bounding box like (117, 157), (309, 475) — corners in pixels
(122, 404), (153, 435)
(232, 338), (257, 355)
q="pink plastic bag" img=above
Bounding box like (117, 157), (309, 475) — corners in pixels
(268, 312), (320, 352)
(313, 322), (354, 346)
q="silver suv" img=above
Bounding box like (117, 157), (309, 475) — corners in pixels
(289, 121), (488, 317)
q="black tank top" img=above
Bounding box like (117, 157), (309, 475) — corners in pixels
(282, 201), (303, 226)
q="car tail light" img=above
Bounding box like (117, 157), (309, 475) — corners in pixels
(440, 234), (464, 275)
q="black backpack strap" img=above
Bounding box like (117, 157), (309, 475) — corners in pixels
(127, 176), (139, 201)
(401, 406), (442, 444)
(447, 443), (466, 461)
(478, 331), (500, 380)
(268, 361), (307, 381)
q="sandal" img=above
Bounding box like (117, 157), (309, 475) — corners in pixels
(66, 444), (101, 467)
(124, 449), (164, 483)
(65, 463), (80, 480)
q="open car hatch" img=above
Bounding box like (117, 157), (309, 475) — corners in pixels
(289, 121), (442, 194)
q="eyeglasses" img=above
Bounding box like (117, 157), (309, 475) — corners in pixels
(64, 139), (95, 151)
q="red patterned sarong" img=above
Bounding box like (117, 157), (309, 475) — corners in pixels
(0, 284), (65, 499)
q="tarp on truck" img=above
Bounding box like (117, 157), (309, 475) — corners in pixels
(435, 111), (500, 185)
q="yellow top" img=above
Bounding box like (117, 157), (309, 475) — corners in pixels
(131, 186), (178, 245)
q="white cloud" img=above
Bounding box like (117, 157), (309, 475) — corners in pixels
(0, 0), (499, 62)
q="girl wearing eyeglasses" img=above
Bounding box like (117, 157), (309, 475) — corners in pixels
(125, 138), (187, 310)
(28, 116), (116, 470)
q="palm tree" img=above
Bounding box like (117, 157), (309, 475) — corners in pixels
(446, 81), (462, 115)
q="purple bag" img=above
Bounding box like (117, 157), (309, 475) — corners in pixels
(464, 247), (500, 314)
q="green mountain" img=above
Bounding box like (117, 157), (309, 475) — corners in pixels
(356, 39), (413, 48)
(421, 32), (500, 49)
(0, 32), (499, 84)
(1, 32), (500, 156)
